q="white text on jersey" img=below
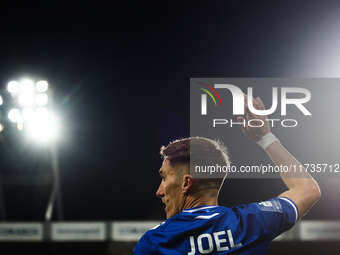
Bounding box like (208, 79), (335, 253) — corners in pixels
(188, 230), (242, 254)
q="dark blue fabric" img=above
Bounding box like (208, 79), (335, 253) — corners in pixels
(134, 197), (298, 255)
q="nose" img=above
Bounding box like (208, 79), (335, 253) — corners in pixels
(156, 182), (164, 198)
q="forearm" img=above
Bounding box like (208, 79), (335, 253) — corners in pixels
(264, 138), (321, 219)
(265, 140), (313, 185)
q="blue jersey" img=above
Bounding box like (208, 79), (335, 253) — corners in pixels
(134, 197), (298, 255)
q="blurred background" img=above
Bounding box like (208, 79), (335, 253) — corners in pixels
(0, 1), (339, 254)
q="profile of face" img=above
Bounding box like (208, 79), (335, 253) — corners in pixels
(156, 159), (185, 219)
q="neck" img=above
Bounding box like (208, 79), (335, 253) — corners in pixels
(180, 189), (218, 211)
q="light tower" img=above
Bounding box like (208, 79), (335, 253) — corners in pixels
(0, 78), (63, 221)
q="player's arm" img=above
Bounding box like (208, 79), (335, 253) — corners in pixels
(237, 94), (321, 221)
(265, 139), (320, 221)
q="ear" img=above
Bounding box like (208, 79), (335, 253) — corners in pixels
(182, 174), (194, 194)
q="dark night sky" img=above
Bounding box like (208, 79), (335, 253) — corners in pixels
(0, 1), (339, 221)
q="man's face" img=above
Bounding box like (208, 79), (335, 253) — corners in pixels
(156, 159), (184, 219)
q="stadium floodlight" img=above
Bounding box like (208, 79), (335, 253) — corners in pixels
(18, 94), (35, 106)
(8, 109), (22, 123)
(36, 81), (48, 92)
(20, 80), (34, 92)
(27, 114), (59, 142)
(8, 81), (19, 93)
(17, 123), (23, 131)
(22, 108), (35, 119)
(2, 77), (64, 221)
(36, 107), (48, 118)
(36, 94), (48, 105)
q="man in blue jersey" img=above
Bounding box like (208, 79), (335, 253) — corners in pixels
(134, 95), (320, 254)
